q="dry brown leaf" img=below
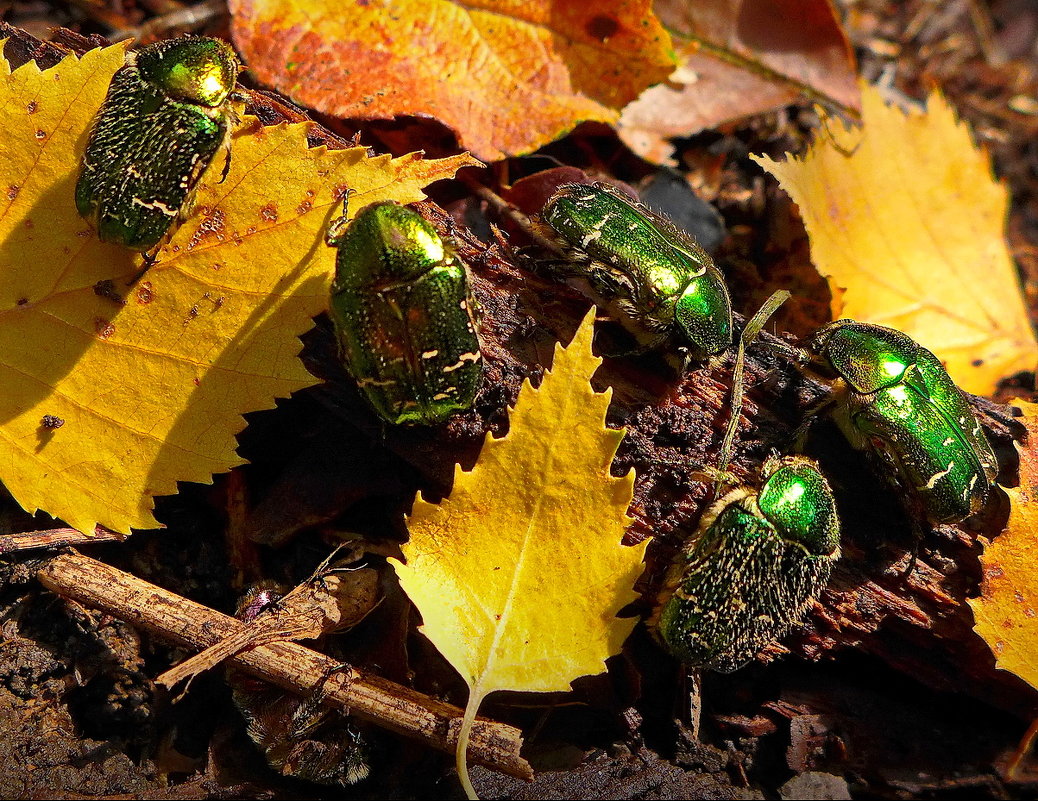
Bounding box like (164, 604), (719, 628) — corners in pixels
(618, 0), (859, 162)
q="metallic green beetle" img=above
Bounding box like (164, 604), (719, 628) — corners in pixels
(76, 36), (240, 253)
(808, 320), (997, 524)
(653, 455), (840, 672)
(326, 201), (482, 425)
(540, 182), (733, 360)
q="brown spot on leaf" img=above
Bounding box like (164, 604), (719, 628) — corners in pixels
(135, 282), (154, 305)
(297, 200), (313, 215)
(7, 185), (19, 200)
(586, 14), (620, 41)
(94, 318), (115, 339)
(260, 202), (278, 222)
(188, 208), (227, 249)
(34, 129), (46, 140)
(26, 101), (37, 114)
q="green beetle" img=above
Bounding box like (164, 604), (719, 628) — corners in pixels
(653, 455), (840, 672)
(326, 201), (482, 425)
(539, 180), (788, 472)
(808, 320), (997, 524)
(540, 182), (734, 360)
(76, 36), (240, 254)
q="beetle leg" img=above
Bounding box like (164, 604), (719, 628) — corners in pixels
(219, 146), (232, 184)
(899, 522), (926, 580)
(290, 661), (352, 738)
(325, 193), (354, 246)
(464, 179), (567, 256)
(124, 249), (159, 287)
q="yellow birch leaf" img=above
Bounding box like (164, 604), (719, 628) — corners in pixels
(389, 310), (647, 794)
(968, 399), (1038, 692)
(752, 80), (1038, 395)
(0, 43), (479, 534)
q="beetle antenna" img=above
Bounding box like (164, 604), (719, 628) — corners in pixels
(716, 290), (790, 485)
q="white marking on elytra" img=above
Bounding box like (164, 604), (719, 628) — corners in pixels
(580, 212), (612, 249)
(923, 462), (953, 490)
(442, 351), (481, 372)
(421, 350), (439, 359)
(132, 197), (178, 216)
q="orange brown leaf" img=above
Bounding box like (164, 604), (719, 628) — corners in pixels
(229, 0), (675, 161)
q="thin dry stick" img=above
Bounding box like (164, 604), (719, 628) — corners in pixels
(37, 550), (532, 780)
(0, 525), (126, 553)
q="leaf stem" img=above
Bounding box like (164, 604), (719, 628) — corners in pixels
(458, 686), (488, 800)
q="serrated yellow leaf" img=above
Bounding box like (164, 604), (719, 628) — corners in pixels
(0, 43), (479, 534)
(968, 399), (1038, 693)
(389, 310), (646, 792)
(752, 81), (1037, 394)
